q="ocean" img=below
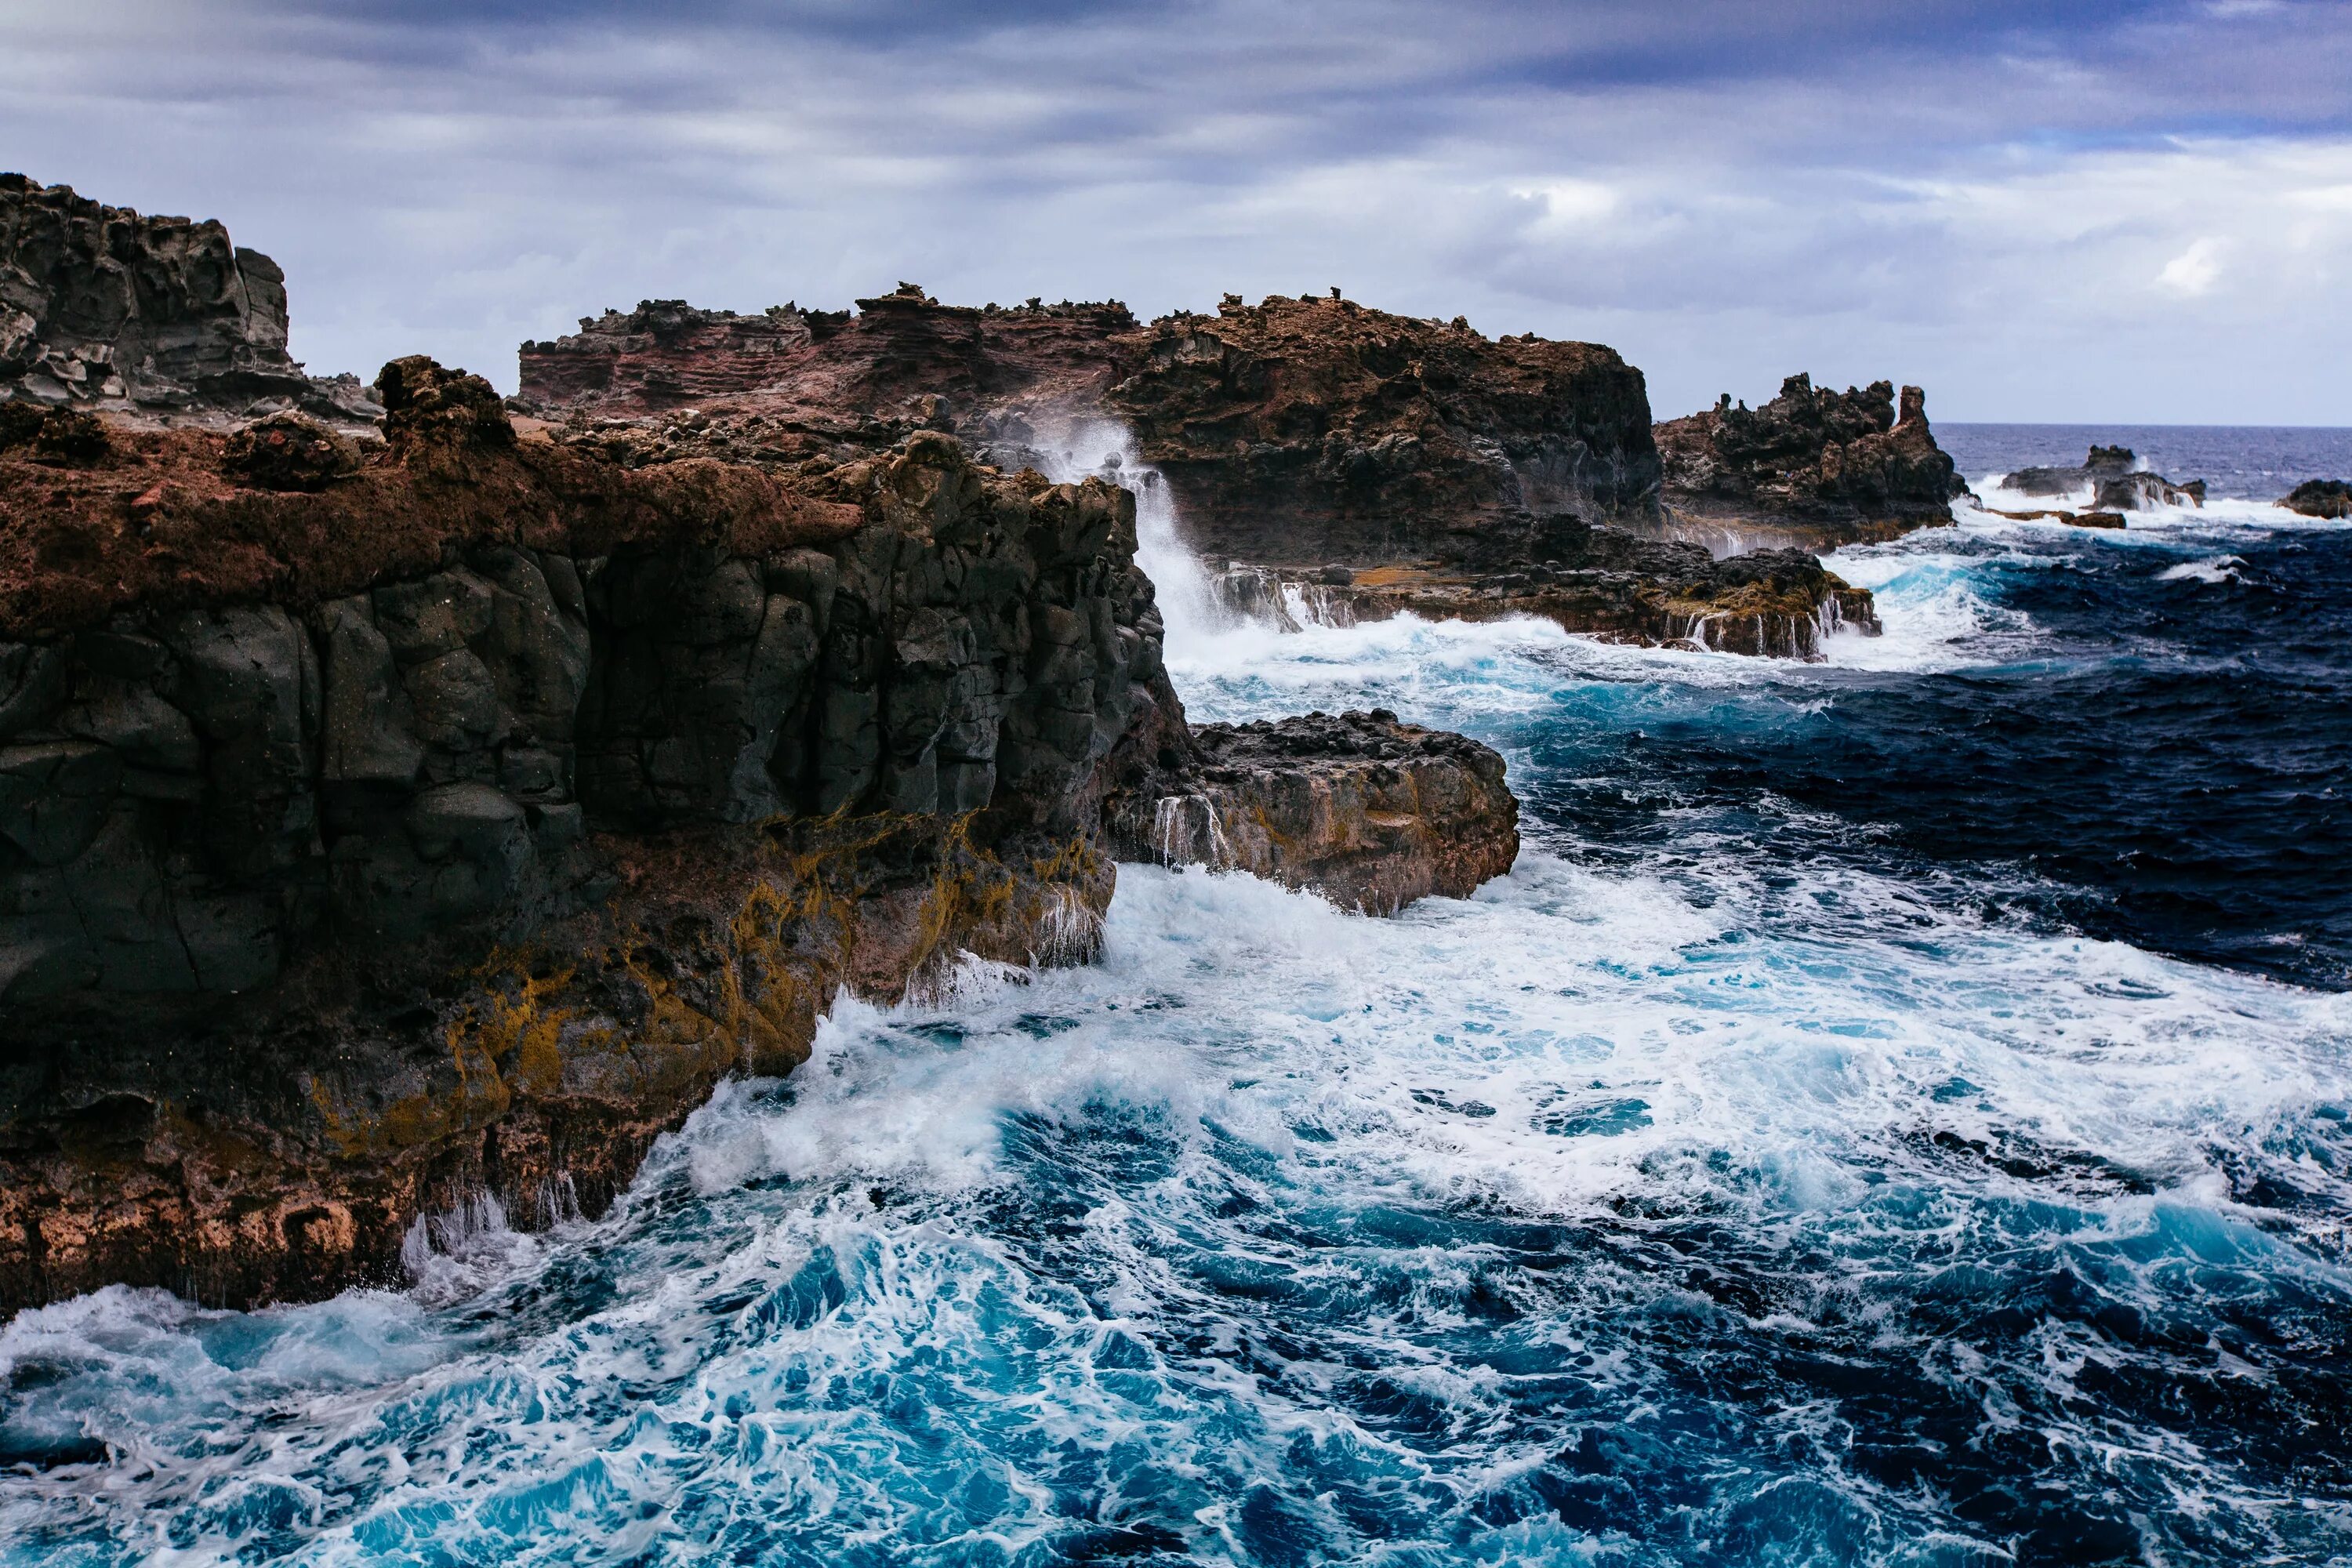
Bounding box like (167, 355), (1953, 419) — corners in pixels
(3, 426), (2350, 1566)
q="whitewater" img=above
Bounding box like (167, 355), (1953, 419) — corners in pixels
(4, 434), (2351, 1565)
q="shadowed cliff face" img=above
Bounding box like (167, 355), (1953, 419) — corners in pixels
(0, 363), (1192, 1311)
(1654, 375), (1963, 543)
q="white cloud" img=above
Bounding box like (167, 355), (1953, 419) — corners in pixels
(2157, 237), (2227, 296)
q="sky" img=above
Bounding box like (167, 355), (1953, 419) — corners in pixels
(3, 0), (2348, 424)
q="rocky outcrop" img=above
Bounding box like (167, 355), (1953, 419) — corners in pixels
(1108, 708), (1519, 915)
(1204, 522), (1879, 661)
(0, 175), (378, 426)
(1996, 447), (2205, 511)
(1656, 376), (1963, 540)
(1101, 295), (1661, 562)
(519, 292), (1889, 658)
(2281, 480), (2350, 520)
(0, 361), (1200, 1311)
(521, 289), (1138, 441)
(520, 288), (1662, 547)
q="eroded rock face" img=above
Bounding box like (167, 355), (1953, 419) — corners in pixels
(1103, 296), (1661, 561)
(519, 292), (1893, 657)
(1656, 376), (1963, 539)
(1107, 708), (1519, 915)
(0, 174), (379, 425)
(0, 374), (1189, 1311)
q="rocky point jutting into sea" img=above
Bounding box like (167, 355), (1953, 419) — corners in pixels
(0, 180), (1521, 1312)
(520, 288), (1970, 659)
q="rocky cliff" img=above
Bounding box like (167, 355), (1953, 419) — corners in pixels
(1, 175), (377, 425)
(521, 292), (1893, 658)
(1655, 375), (1963, 540)
(0, 357), (1207, 1311)
(521, 287), (1661, 544)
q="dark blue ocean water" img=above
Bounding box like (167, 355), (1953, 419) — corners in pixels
(1940, 423), (2352, 505)
(2, 430), (2348, 1566)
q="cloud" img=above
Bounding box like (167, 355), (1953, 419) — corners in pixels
(0, 0), (2347, 422)
(2157, 238), (2228, 296)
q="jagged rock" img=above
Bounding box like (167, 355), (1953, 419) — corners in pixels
(221, 412), (361, 491)
(1102, 296), (1661, 564)
(2283, 479), (2351, 519)
(518, 289), (1663, 559)
(1998, 447), (2204, 510)
(1108, 707), (1519, 915)
(0, 174), (381, 426)
(518, 292), (1896, 657)
(1655, 375), (1963, 538)
(378, 356), (514, 449)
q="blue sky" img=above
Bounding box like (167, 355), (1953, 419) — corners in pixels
(4, 0), (2347, 422)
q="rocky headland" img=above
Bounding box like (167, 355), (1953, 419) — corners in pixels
(524, 290), (1886, 659)
(0, 186), (1526, 1313)
(1653, 375), (1965, 546)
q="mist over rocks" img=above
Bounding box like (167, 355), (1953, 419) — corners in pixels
(0, 176), (379, 427)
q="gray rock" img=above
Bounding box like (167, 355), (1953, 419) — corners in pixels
(0, 741), (122, 865)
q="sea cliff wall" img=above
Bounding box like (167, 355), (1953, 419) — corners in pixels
(0, 358), (1199, 1310)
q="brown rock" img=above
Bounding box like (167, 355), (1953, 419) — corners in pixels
(1108, 707), (1519, 914)
(1655, 374), (1962, 539)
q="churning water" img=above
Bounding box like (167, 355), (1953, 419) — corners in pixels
(4, 435), (2351, 1566)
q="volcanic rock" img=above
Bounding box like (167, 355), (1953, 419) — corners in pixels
(0, 371), (1198, 1311)
(1207, 521), (1879, 660)
(1998, 446), (2205, 510)
(1655, 375), (1964, 540)
(519, 292), (1874, 656)
(521, 289), (1661, 554)
(1108, 707), (1519, 915)
(0, 174), (381, 426)
(2283, 479), (2352, 519)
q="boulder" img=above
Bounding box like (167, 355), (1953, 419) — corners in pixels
(2282, 479), (2352, 519)
(1109, 707), (1519, 915)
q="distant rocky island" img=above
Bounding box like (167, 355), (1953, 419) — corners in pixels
(0, 176), (1990, 1312)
